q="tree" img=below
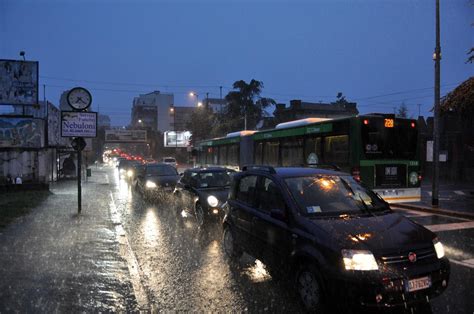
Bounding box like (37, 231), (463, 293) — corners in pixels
(467, 47), (474, 64)
(186, 106), (216, 146)
(215, 79), (275, 134)
(396, 103), (409, 118)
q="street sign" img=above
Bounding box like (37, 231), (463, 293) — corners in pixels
(61, 111), (97, 138)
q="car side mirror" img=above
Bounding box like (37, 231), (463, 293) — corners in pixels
(270, 208), (287, 222)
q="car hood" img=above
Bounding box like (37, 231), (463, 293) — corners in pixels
(196, 188), (230, 205)
(146, 175), (179, 186)
(308, 212), (435, 254)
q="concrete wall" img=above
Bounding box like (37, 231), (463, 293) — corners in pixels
(0, 148), (56, 184)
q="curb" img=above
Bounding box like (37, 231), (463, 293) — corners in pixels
(393, 203), (474, 220)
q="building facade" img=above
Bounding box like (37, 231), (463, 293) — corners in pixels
(274, 99), (359, 124)
(131, 91), (174, 132)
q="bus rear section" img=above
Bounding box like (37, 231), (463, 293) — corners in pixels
(358, 116), (421, 203)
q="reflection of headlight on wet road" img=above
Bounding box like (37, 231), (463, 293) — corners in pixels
(207, 195), (218, 207)
(146, 181), (157, 188)
(127, 170), (134, 177)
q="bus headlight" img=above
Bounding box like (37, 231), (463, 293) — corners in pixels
(409, 172), (419, 185)
(433, 239), (445, 259)
(207, 195), (219, 207)
(146, 181), (157, 189)
(342, 249), (378, 271)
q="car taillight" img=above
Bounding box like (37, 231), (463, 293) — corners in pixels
(352, 167), (361, 182)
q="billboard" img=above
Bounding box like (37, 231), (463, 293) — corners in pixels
(105, 130), (147, 143)
(61, 111), (97, 138)
(0, 116), (44, 148)
(0, 60), (39, 105)
(164, 130), (191, 147)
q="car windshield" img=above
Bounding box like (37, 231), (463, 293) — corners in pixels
(147, 165), (177, 176)
(285, 175), (388, 216)
(191, 171), (233, 188)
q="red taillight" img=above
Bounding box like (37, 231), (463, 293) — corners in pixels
(418, 174), (422, 181)
(351, 167), (361, 182)
(363, 119), (369, 125)
(411, 122), (416, 128)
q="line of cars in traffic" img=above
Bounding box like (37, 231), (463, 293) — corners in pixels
(116, 160), (450, 312)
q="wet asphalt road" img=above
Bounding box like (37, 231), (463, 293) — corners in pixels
(0, 165), (472, 313)
(111, 166), (474, 314)
(112, 170), (304, 313)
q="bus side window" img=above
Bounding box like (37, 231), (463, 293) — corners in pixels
(324, 135), (349, 165)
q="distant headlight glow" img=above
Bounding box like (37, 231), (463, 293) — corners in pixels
(342, 249), (378, 271)
(434, 239), (445, 259)
(146, 181), (157, 189)
(207, 195), (219, 207)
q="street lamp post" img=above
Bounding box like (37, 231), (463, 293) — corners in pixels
(169, 105), (177, 149)
(432, 0), (441, 207)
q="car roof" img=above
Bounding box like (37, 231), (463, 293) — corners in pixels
(185, 167), (234, 173)
(244, 166), (348, 178)
(146, 162), (174, 167)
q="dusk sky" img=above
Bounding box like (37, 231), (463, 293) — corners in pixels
(1, 0), (472, 126)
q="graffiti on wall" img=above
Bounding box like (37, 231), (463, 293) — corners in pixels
(0, 117), (44, 148)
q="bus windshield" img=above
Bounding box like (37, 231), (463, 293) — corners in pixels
(361, 118), (417, 159)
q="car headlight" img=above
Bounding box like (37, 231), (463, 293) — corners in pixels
(127, 170), (134, 177)
(433, 239), (445, 259)
(342, 249), (378, 271)
(207, 195), (219, 207)
(146, 181), (157, 188)
(119, 168), (125, 173)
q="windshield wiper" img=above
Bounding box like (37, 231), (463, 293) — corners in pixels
(358, 194), (377, 217)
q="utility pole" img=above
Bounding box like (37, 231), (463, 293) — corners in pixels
(432, 0), (441, 207)
(417, 104), (421, 117)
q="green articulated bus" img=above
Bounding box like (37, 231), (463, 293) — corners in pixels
(196, 114), (421, 203)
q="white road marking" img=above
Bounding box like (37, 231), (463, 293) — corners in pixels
(425, 221), (474, 232)
(393, 209), (433, 217)
(110, 192), (150, 310)
(449, 259), (474, 269)
(454, 190), (466, 196)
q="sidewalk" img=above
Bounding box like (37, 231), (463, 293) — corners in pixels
(397, 181), (474, 219)
(0, 168), (138, 312)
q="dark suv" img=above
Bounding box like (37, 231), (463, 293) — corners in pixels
(222, 166), (449, 312)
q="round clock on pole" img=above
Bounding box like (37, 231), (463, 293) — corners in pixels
(67, 87), (92, 111)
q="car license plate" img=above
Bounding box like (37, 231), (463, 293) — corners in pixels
(406, 276), (431, 292)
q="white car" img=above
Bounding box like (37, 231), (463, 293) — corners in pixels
(162, 157), (177, 168)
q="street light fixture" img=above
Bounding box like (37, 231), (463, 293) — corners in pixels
(197, 102), (203, 107)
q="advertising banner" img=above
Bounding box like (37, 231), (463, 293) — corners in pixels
(164, 130), (191, 147)
(0, 116), (44, 148)
(0, 60), (39, 105)
(61, 111), (97, 138)
(104, 130), (147, 142)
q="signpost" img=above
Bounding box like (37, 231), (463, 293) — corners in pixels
(61, 87), (95, 214)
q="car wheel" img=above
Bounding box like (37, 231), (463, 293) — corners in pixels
(195, 203), (205, 228)
(296, 265), (325, 312)
(223, 225), (242, 260)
